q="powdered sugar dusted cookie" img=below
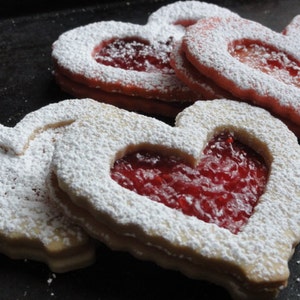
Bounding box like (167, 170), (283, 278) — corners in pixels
(170, 41), (235, 99)
(182, 16), (300, 134)
(49, 99), (300, 299)
(52, 21), (198, 104)
(52, 1), (241, 117)
(0, 98), (109, 272)
(148, 1), (239, 32)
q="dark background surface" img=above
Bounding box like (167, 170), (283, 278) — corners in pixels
(1, 1), (300, 299)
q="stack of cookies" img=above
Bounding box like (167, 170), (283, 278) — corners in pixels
(52, 1), (300, 137)
(1, 2), (300, 300)
(51, 1), (237, 117)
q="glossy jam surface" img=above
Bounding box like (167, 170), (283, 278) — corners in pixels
(94, 38), (174, 74)
(230, 40), (300, 88)
(174, 20), (197, 28)
(111, 132), (268, 234)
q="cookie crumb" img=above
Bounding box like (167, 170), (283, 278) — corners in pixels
(47, 273), (56, 286)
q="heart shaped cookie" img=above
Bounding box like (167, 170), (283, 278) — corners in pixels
(48, 99), (300, 299)
(182, 16), (300, 135)
(51, 1), (239, 117)
(52, 21), (197, 102)
(0, 98), (108, 272)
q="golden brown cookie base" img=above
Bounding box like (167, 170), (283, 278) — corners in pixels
(48, 171), (281, 299)
(0, 233), (95, 273)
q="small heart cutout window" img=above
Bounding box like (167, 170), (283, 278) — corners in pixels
(93, 37), (174, 74)
(111, 131), (268, 234)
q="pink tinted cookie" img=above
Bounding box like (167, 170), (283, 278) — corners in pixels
(49, 99), (300, 299)
(54, 71), (189, 118)
(0, 98), (108, 272)
(182, 16), (300, 133)
(170, 41), (235, 99)
(148, 1), (238, 100)
(52, 21), (198, 103)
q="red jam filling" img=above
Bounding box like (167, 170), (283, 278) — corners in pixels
(94, 38), (174, 74)
(229, 39), (300, 88)
(173, 19), (197, 28)
(111, 132), (268, 234)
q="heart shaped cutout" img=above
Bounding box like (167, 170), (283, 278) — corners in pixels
(111, 131), (268, 234)
(182, 15), (300, 134)
(94, 37), (175, 74)
(0, 98), (104, 272)
(50, 99), (300, 299)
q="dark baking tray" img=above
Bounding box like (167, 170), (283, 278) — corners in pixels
(1, 1), (300, 299)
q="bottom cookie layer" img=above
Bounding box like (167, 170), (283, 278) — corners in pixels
(54, 71), (192, 118)
(48, 171), (281, 299)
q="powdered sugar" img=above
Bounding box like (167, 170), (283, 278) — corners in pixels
(0, 98), (108, 155)
(230, 41), (300, 88)
(182, 16), (300, 126)
(0, 98), (104, 272)
(50, 99), (300, 298)
(147, 0), (239, 30)
(282, 14), (300, 41)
